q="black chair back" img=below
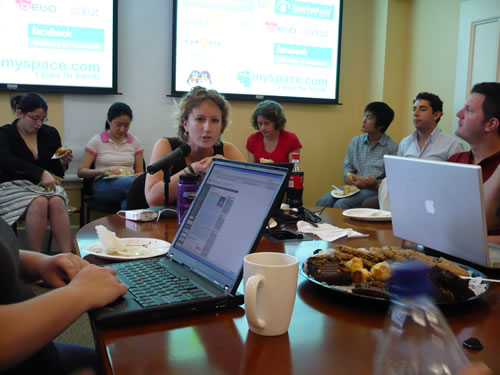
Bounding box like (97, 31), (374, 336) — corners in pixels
(125, 172), (149, 210)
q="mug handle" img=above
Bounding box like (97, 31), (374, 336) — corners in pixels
(245, 274), (266, 329)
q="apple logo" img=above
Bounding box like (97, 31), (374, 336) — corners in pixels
(425, 199), (435, 215)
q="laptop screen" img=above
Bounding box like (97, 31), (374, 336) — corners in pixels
(169, 160), (289, 292)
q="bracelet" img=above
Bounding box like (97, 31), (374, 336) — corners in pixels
(187, 164), (195, 174)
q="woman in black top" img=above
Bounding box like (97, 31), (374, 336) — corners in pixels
(0, 93), (73, 253)
(145, 86), (245, 206)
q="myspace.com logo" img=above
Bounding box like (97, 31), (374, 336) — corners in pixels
(15, 0), (56, 12)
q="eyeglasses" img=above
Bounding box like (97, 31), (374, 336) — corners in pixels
(25, 113), (48, 123)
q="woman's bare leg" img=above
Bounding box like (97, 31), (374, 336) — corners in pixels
(48, 196), (72, 253)
(24, 197), (49, 252)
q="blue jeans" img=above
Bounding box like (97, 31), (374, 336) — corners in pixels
(93, 176), (135, 210)
(55, 342), (100, 375)
(316, 187), (377, 209)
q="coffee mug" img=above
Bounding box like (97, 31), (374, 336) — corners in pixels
(243, 252), (299, 336)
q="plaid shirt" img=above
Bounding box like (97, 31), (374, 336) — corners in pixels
(342, 133), (398, 183)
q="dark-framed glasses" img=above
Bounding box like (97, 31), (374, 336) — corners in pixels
(25, 113), (48, 123)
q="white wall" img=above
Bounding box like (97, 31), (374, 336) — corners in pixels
(64, 0), (176, 175)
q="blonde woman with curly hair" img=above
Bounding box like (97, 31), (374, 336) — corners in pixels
(145, 86), (244, 206)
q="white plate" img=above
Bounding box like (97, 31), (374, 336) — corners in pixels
(342, 208), (392, 221)
(82, 238), (170, 260)
(330, 187), (360, 199)
(51, 152), (68, 159)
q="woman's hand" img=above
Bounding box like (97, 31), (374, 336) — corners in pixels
(192, 154), (226, 175)
(40, 170), (59, 191)
(60, 150), (73, 165)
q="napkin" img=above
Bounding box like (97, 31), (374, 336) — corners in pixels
(296, 220), (369, 242)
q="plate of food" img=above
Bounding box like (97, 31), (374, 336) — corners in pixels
(103, 168), (133, 179)
(301, 245), (490, 305)
(82, 225), (170, 260)
(331, 185), (359, 199)
(51, 145), (72, 159)
(342, 208), (392, 222)
(83, 237), (170, 260)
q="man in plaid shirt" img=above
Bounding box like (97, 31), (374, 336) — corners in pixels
(316, 102), (398, 209)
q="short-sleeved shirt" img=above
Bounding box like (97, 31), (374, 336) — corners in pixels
(85, 130), (144, 175)
(398, 126), (464, 161)
(246, 129), (302, 163)
(448, 150), (500, 182)
(342, 133), (399, 182)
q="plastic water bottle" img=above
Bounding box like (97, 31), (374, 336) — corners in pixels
(177, 173), (199, 226)
(286, 152), (304, 208)
(373, 261), (470, 375)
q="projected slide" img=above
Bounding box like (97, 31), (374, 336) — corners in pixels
(174, 0), (342, 103)
(0, 0), (115, 91)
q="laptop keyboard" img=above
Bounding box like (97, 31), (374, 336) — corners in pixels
(112, 259), (211, 308)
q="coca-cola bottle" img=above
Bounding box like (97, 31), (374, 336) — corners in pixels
(286, 153), (304, 208)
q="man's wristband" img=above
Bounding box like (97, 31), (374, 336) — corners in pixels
(187, 164), (195, 174)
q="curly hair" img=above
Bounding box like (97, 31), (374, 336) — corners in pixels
(250, 100), (286, 130)
(176, 86), (231, 144)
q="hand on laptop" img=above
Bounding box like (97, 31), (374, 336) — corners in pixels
(68, 265), (127, 310)
(37, 253), (89, 288)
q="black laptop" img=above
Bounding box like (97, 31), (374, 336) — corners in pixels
(89, 160), (290, 327)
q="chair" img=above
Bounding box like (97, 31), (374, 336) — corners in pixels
(125, 173), (149, 210)
(81, 175), (121, 225)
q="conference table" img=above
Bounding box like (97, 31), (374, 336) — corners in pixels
(75, 209), (500, 375)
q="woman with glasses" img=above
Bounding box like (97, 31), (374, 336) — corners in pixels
(0, 92), (73, 253)
(78, 102), (144, 210)
(145, 86), (245, 207)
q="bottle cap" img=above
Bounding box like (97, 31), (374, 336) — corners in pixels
(388, 261), (432, 297)
(291, 152), (300, 160)
(179, 173), (199, 183)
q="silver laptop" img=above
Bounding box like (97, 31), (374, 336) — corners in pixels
(384, 155), (500, 269)
(89, 160), (290, 327)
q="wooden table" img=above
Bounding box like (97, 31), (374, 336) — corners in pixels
(75, 209), (500, 375)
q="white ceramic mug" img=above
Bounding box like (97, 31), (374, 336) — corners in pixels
(243, 252), (299, 336)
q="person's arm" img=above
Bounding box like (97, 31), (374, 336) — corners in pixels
(484, 166), (500, 230)
(0, 252), (126, 372)
(0, 126), (45, 182)
(134, 152), (144, 174)
(222, 142), (246, 161)
(247, 152), (256, 163)
(342, 140), (356, 184)
(145, 138), (186, 206)
(77, 150), (110, 179)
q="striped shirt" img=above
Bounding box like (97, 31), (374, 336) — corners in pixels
(342, 133), (399, 183)
(85, 130), (144, 175)
(398, 126), (464, 161)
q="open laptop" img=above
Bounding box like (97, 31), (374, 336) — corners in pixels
(90, 160), (290, 327)
(384, 155), (500, 269)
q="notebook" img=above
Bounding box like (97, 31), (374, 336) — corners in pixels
(384, 155), (500, 269)
(89, 160), (290, 327)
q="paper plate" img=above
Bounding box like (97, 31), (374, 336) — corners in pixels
(342, 208), (392, 222)
(331, 188), (360, 199)
(82, 238), (170, 260)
